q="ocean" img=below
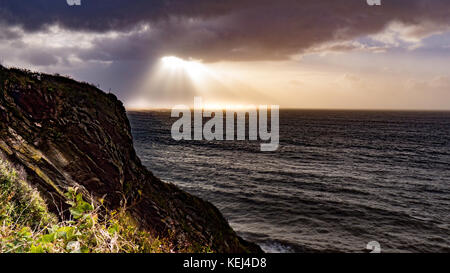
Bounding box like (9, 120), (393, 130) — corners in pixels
(128, 110), (450, 253)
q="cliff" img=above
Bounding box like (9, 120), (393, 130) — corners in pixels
(0, 65), (261, 253)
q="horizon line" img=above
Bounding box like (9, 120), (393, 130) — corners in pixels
(125, 107), (450, 112)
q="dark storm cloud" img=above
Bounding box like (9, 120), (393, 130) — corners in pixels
(1, 0), (450, 62)
(0, 0), (238, 32)
(162, 0), (450, 61)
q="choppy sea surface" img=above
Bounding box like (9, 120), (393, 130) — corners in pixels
(128, 110), (450, 253)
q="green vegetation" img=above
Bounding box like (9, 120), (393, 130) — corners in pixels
(0, 158), (173, 253)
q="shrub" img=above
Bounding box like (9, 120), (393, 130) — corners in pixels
(0, 159), (173, 253)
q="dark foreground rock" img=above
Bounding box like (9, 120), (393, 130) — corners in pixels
(0, 65), (261, 253)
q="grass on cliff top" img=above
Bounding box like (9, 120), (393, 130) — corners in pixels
(0, 66), (123, 116)
(0, 158), (192, 253)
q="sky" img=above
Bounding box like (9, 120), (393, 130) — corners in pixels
(0, 0), (450, 110)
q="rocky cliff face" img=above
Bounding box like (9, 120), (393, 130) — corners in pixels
(0, 65), (261, 253)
